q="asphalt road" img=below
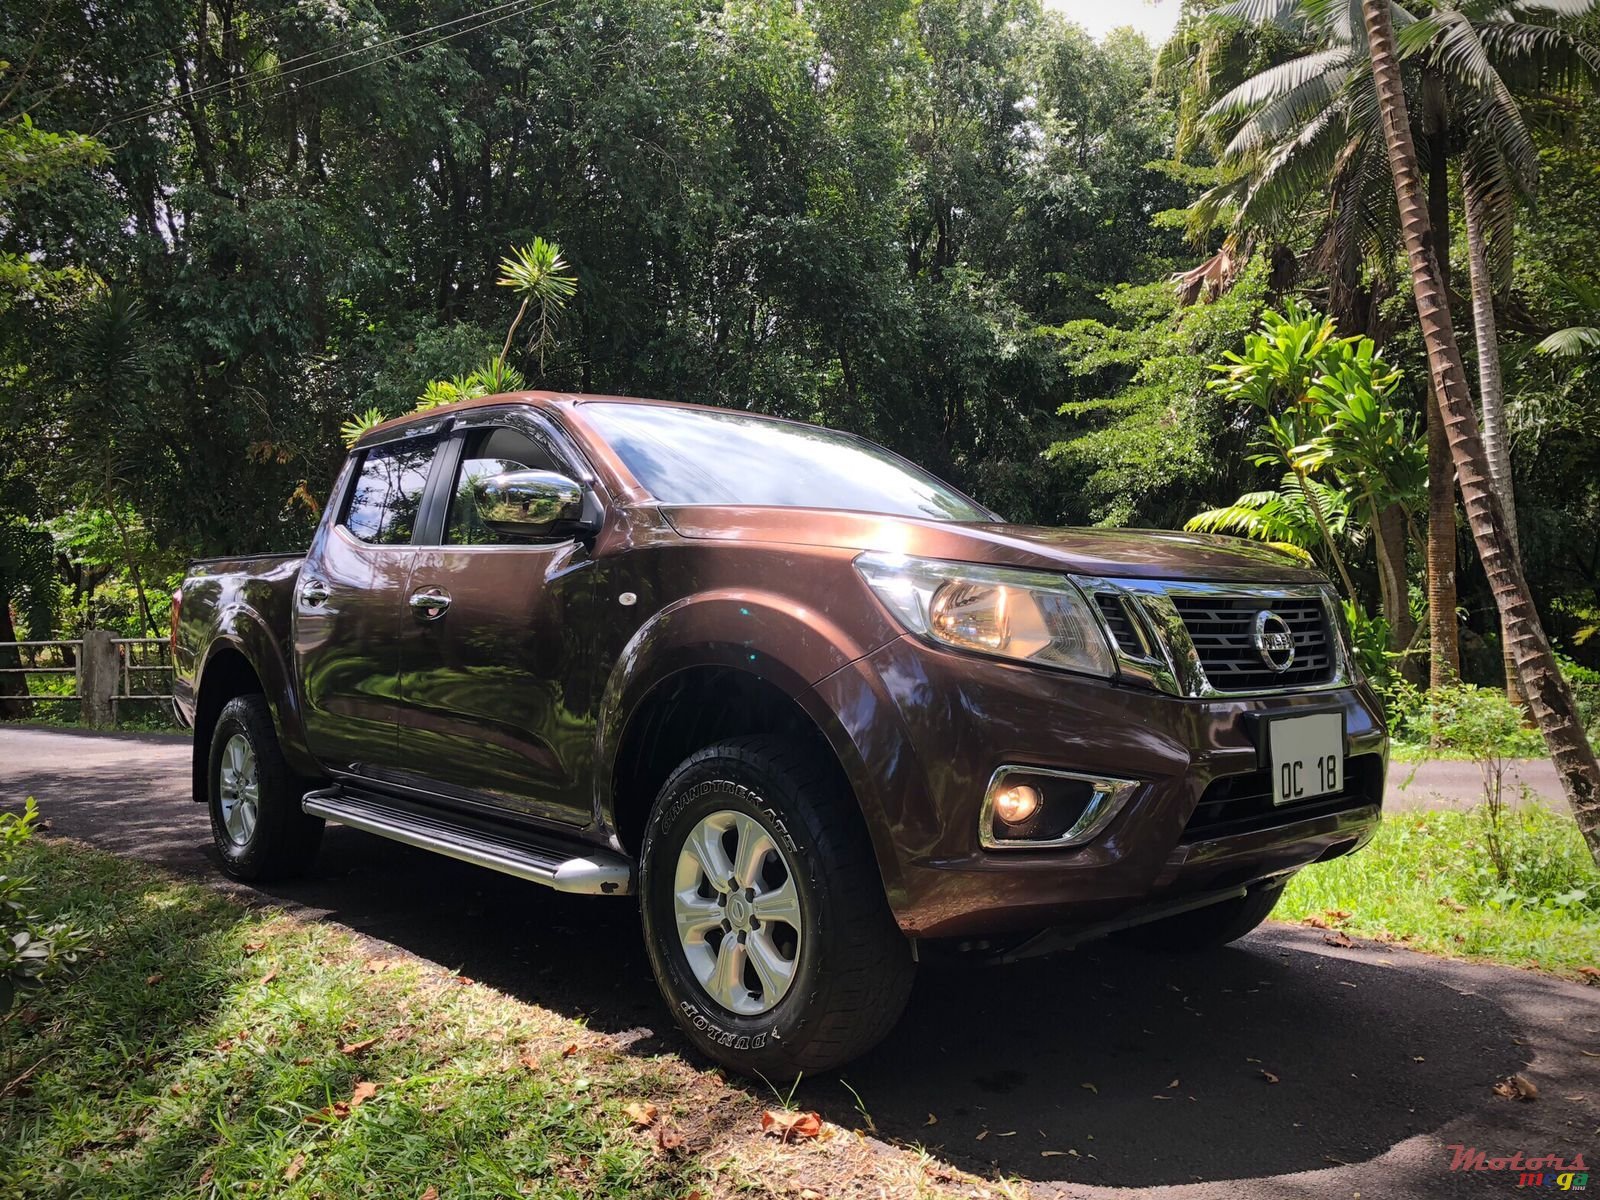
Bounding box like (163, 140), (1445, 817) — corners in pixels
(3, 725), (1596, 1198)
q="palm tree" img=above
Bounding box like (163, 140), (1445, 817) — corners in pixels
(1360, 0), (1600, 864)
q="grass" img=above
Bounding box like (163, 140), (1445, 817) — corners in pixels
(1279, 803), (1600, 980)
(1, 839), (1001, 1200)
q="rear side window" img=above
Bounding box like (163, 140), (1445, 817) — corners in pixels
(342, 437), (437, 545)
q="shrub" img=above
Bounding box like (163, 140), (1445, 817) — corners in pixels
(1, 798), (87, 1013)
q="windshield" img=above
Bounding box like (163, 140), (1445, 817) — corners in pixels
(580, 403), (990, 522)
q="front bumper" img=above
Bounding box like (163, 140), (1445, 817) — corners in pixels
(806, 634), (1387, 939)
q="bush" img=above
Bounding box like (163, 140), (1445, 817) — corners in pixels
(1, 799), (87, 1013)
(1381, 680), (1546, 758)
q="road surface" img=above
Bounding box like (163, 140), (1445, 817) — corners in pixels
(2, 725), (1595, 1198)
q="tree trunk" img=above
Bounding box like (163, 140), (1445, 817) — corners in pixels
(1422, 98), (1460, 688)
(0, 596), (25, 720)
(1362, 0), (1600, 865)
(1379, 503), (1420, 682)
(1461, 163), (1526, 710)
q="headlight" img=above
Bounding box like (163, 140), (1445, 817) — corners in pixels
(854, 552), (1116, 677)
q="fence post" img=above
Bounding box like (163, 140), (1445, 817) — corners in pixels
(80, 629), (118, 729)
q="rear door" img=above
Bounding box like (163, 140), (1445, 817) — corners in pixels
(293, 427), (443, 776)
(382, 408), (602, 826)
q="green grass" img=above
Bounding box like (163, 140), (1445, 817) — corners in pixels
(1279, 805), (1600, 980)
(1, 839), (989, 1200)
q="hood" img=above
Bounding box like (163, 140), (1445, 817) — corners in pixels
(658, 506), (1325, 584)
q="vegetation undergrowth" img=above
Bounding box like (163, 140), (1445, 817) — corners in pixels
(0, 839), (993, 1200)
(1279, 805), (1600, 981)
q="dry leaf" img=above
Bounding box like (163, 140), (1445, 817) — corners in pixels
(1260, 1070), (1280, 1084)
(420, 1189), (439, 1200)
(625, 1101), (658, 1128)
(146, 972), (164, 986)
(1167, 1078), (1179, 1089)
(1492, 1074), (1538, 1101)
(1080, 1082), (1098, 1095)
(244, 940), (266, 954)
(198, 1165), (214, 1186)
(561, 1043), (579, 1058)
(761, 1110), (824, 1142)
(1578, 966), (1599, 982)
(1580, 1050), (1600, 1058)
(924, 1113), (938, 1126)
(1323, 931), (1355, 949)
(1301, 914), (1329, 929)
(655, 1124), (685, 1152)
(260, 969), (279, 986)
(799, 1190), (824, 1200)
(350, 1080), (379, 1107)
(284, 1154), (305, 1181)
(340, 1036), (380, 1058)
(1437, 896), (1468, 913)
(975, 1130), (989, 1141)
(1040, 1150), (1068, 1157)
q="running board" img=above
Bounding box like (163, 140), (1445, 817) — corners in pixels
(302, 787), (633, 896)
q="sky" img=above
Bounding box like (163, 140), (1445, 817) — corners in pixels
(1044, 0), (1183, 43)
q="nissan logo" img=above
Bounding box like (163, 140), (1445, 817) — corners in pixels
(1253, 610), (1296, 672)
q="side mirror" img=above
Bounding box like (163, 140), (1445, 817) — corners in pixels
(475, 469), (589, 538)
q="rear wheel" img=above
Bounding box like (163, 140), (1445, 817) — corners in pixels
(638, 736), (914, 1078)
(1118, 881), (1286, 952)
(207, 694), (323, 881)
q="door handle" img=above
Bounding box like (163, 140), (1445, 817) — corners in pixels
(300, 578), (330, 607)
(409, 588), (452, 620)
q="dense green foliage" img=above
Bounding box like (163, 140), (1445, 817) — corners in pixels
(1, 0), (1598, 683)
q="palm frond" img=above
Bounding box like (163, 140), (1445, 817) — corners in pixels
(1535, 325), (1600, 356)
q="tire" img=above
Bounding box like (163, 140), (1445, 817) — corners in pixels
(207, 694), (324, 881)
(638, 736), (914, 1079)
(1118, 880), (1287, 952)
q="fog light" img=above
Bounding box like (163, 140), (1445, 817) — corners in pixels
(992, 784), (1041, 825)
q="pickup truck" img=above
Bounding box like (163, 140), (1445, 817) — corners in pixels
(173, 390), (1387, 1077)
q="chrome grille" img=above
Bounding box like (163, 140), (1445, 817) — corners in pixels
(1170, 595), (1333, 692)
(1094, 593), (1145, 656)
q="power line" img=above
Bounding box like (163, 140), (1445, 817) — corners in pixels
(107, 0), (538, 128)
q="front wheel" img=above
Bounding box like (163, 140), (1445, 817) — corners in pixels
(638, 736), (914, 1079)
(207, 694), (324, 881)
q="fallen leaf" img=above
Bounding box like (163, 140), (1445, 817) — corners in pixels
(1437, 896), (1468, 913)
(1578, 966), (1600, 983)
(761, 1110), (823, 1142)
(340, 1036), (380, 1058)
(1325, 909), (1352, 924)
(420, 1190), (438, 1200)
(975, 1130), (989, 1141)
(1040, 1150), (1068, 1157)
(259, 969), (278, 986)
(1080, 1082), (1098, 1095)
(1493, 1074), (1538, 1101)
(146, 972), (164, 986)
(924, 1113), (938, 1126)
(625, 1101), (658, 1128)
(656, 1124), (685, 1151)
(284, 1154), (305, 1181)
(243, 940), (266, 954)
(1581, 1050), (1600, 1058)
(1260, 1070), (1280, 1085)
(1301, 914), (1330, 929)
(561, 1044), (579, 1058)
(1167, 1078), (1179, 1089)
(198, 1165), (214, 1186)
(1323, 931), (1355, 949)
(1412, 1056), (1425, 1063)
(998, 1130), (1017, 1137)
(799, 1190), (823, 1200)
(294, 1056), (314, 1066)
(1150, 1094), (1173, 1101)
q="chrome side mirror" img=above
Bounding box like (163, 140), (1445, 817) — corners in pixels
(475, 469), (587, 537)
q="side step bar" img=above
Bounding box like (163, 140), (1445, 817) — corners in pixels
(302, 787), (633, 896)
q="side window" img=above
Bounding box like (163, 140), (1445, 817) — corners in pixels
(445, 426), (561, 546)
(342, 438), (437, 546)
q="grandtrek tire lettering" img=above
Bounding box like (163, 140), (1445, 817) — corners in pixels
(639, 736), (914, 1078)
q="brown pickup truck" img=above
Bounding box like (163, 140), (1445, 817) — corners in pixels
(173, 391), (1386, 1076)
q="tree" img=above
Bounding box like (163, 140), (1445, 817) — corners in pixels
(1360, 0), (1600, 863)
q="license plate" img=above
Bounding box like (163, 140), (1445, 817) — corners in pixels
(1268, 713), (1343, 805)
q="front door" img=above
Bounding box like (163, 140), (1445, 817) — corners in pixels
(385, 415), (600, 826)
(293, 431), (440, 775)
